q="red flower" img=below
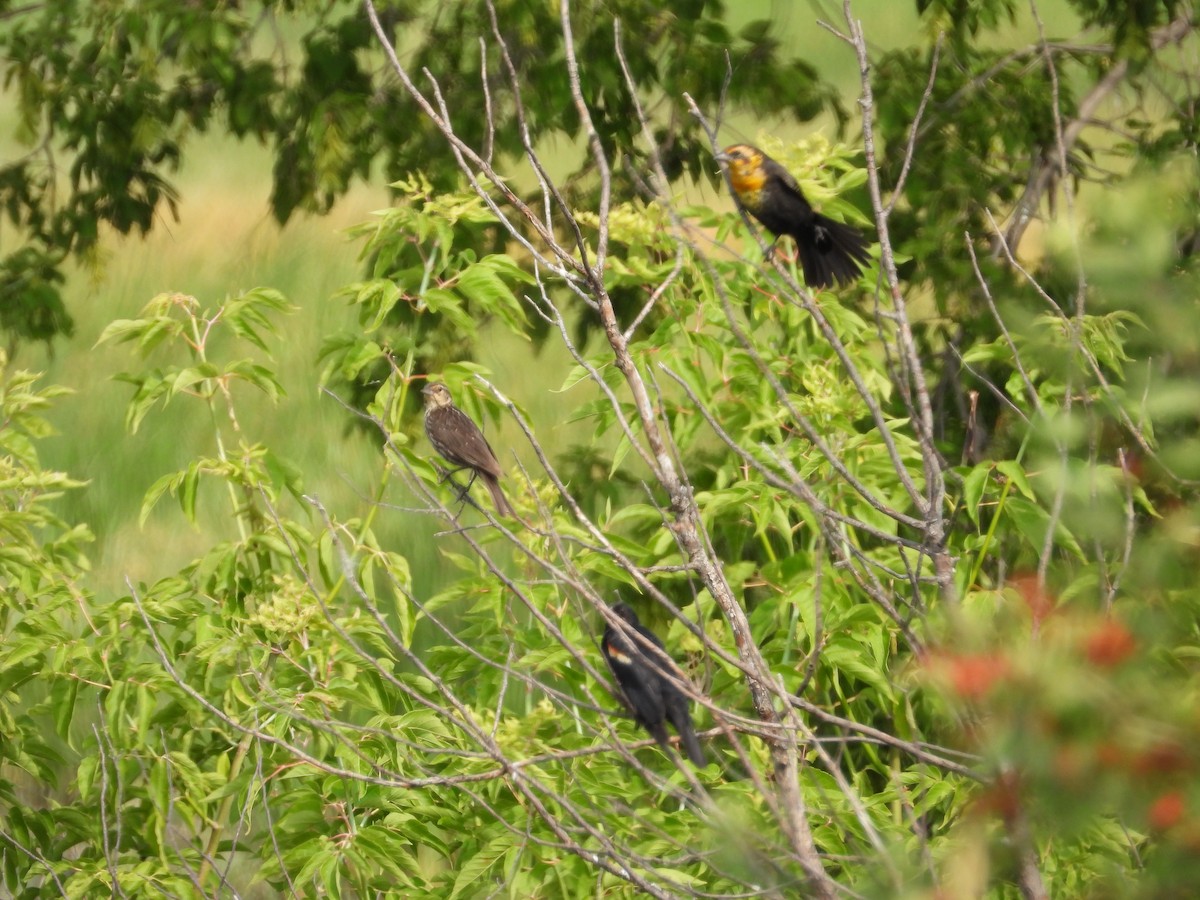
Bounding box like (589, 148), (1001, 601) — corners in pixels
(1009, 572), (1055, 626)
(1084, 619), (1136, 667)
(944, 653), (1011, 700)
(1148, 791), (1186, 831)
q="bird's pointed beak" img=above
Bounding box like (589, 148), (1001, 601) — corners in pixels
(421, 384), (434, 394)
(714, 152), (731, 163)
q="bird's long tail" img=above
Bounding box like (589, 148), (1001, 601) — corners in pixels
(795, 213), (872, 289)
(482, 473), (514, 517)
(678, 720), (707, 768)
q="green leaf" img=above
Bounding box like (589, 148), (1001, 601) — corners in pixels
(226, 359), (286, 401)
(449, 836), (509, 899)
(168, 364), (220, 398)
(76, 755), (98, 803)
(993, 459), (1035, 500)
(141, 471), (183, 527)
(457, 258), (528, 330)
(95, 317), (159, 347)
(355, 279), (403, 332)
(179, 463), (200, 524)
(122, 371), (171, 434)
(959, 463), (990, 524)
(51, 675), (78, 741)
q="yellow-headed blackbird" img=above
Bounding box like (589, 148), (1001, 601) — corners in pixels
(601, 602), (707, 767)
(422, 382), (514, 517)
(716, 143), (871, 288)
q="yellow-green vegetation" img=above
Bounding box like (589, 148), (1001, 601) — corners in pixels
(1, 1), (1199, 898)
(29, 148), (385, 591)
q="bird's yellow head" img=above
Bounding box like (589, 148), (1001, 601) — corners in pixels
(716, 144), (768, 199)
(422, 382), (453, 410)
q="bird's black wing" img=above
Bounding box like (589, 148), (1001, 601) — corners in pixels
(761, 157), (814, 213)
(602, 624), (667, 734)
(747, 157), (817, 246)
(635, 627), (708, 768)
(758, 157), (869, 288)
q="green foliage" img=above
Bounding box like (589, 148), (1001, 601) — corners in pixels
(0, 0), (838, 348)
(1, 0), (1199, 897)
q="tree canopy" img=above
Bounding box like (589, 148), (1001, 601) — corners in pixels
(1, 0), (1199, 897)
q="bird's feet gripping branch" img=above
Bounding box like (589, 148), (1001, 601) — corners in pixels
(716, 143), (872, 289)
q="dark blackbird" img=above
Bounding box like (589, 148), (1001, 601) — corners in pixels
(422, 382), (514, 517)
(601, 602), (706, 767)
(716, 143), (871, 289)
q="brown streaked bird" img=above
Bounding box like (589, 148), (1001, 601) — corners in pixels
(601, 602), (707, 767)
(422, 382), (514, 517)
(716, 143), (871, 289)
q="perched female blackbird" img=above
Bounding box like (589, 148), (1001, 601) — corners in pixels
(601, 602), (707, 767)
(422, 382), (514, 517)
(716, 143), (871, 288)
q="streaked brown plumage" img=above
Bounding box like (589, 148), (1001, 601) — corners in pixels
(716, 143), (871, 289)
(422, 382), (514, 517)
